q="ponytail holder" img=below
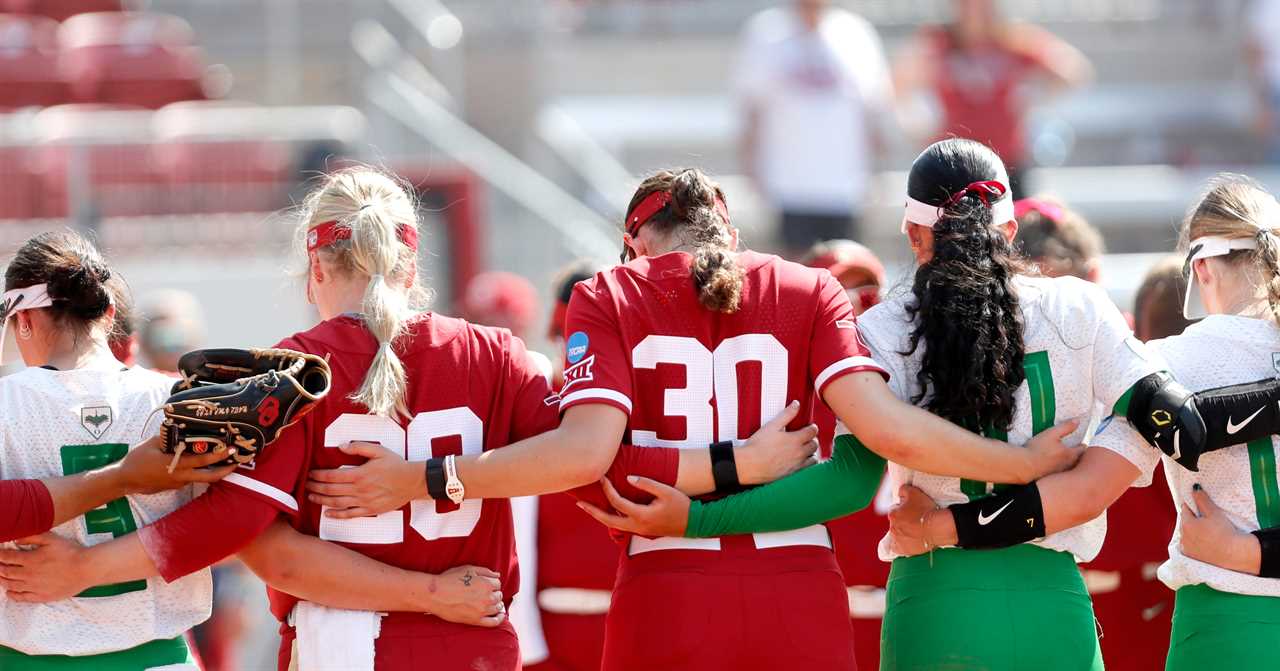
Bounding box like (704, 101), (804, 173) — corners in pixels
(902, 179), (1014, 234)
(1013, 198), (1065, 225)
(624, 191), (731, 239)
(943, 180), (1008, 209)
(377, 340), (393, 353)
(371, 273), (385, 284)
(306, 220), (420, 252)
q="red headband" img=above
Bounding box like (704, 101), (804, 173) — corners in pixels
(1013, 198), (1065, 225)
(306, 219), (420, 253)
(943, 180), (1008, 209)
(625, 191), (731, 238)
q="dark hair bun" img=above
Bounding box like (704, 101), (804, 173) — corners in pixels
(47, 258), (112, 321)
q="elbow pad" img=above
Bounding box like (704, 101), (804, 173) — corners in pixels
(1127, 372), (1280, 472)
(1125, 372), (1207, 472)
(951, 483), (1046, 550)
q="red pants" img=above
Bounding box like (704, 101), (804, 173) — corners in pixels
(539, 612), (607, 671)
(1092, 565), (1174, 671)
(602, 546), (857, 671)
(278, 614), (519, 671)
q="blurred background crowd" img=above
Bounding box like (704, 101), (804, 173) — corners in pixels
(0, 0), (1270, 668)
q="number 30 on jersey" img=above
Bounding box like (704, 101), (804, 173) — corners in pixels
(318, 409), (483, 545)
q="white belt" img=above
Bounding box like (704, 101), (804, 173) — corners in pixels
(627, 524), (833, 556)
(538, 587), (613, 615)
(847, 587), (886, 618)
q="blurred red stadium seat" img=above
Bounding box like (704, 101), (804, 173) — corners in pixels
(28, 103), (162, 217)
(153, 102), (293, 214)
(1, 0), (124, 23)
(0, 146), (38, 218)
(59, 12), (206, 109)
(0, 15), (66, 109)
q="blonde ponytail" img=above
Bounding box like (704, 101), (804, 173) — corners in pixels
(297, 167), (427, 418)
(1254, 228), (1280, 323)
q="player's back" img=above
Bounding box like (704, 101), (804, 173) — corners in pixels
(1144, 314), (1280, 597)
(0, 364), (212, 656)
(860, 274), (1154, 563)
(265, 312), (556, 624)
(560, 250), (883, 556)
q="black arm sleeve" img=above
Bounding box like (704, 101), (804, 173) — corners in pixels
(1126, 372), (1280, 472)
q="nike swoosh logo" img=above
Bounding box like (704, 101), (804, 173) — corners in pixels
(1228, 406), (1266, 435)
(977, 500), (1014, 526)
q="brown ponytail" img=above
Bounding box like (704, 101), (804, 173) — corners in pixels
(625, 168), (743, 313)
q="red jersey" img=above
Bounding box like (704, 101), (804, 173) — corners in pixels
(237, 314), (558, 627)
(560, 250), (886, 556)
(925, 27), (1054, 166)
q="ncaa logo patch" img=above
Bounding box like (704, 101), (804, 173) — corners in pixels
(566, 331), (589, 364)
(81, 405), (112, 440)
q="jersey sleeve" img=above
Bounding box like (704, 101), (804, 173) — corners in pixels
(1089, 414), (1161, 488)
(1089, 286), (1164, 413)
(0, 479), (53, 542)
(138, 483), (279, 581)
(557, 282), (633, 416)
(505, 334), (562, 442)
(809, 272), (888, 397)
(685, 434), (886, 537)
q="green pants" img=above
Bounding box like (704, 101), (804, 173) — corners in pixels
(881, 544), (1103, 671)
(1166, 584), (1280, 671)
(0, 635), (194, 670)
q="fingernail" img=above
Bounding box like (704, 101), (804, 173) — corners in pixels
(628, 476), (639, 484)
(1193, 483), (1202, 491)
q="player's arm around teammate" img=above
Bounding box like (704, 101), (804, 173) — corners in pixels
(1, 436), (233, 543)
(305, 189), (1083, 522)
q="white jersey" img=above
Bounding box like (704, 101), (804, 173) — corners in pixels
(0, 364), (212, 656)
(1092, 314), (1280, 597)
(862, 275), (1157, 563)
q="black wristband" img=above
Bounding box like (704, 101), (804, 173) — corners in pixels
(709, 440), (742, 494)
(1253, 527), (1280, 579)
(951, 483), (1046, 550)
(425, 457), (447, 501)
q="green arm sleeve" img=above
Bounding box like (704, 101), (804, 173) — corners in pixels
(684, 434), (887, 538)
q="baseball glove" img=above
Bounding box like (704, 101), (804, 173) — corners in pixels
(159, 348), (331, 468)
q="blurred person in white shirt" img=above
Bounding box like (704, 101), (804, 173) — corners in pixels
(733, 0), (893, 257)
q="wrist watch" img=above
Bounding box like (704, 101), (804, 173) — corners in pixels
(443, 454), (466, 504)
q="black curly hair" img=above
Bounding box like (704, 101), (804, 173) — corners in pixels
(903, 139), (1028, 433)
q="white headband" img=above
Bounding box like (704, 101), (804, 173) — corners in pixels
(901, 193), (1016, 234)
(0, 283), (54, 321)
(1182, 236), (1260, 319)
(0, 284), (55, 365)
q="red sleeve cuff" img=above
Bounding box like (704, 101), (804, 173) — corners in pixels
(558, 388), (633, 417)
(816, 357), (889, 397)
(0, 479), (54, 542)
(220, 473), (300, 517)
